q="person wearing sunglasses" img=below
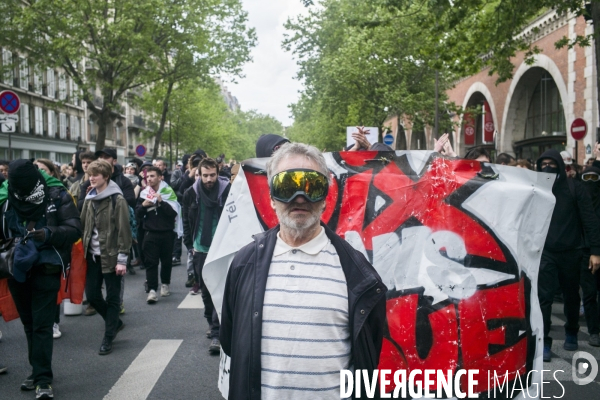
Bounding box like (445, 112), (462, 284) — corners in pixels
(535, 150), (600, 362)
(578, 165), (600, 348)
(221, 142), (387, 399)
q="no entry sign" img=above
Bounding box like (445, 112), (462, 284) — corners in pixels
(0, 90), (20, 114)
(571, 118), (587, 140)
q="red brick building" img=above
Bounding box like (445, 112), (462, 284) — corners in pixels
(386, 10), (598, 164)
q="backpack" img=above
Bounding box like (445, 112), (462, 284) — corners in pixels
(110, 194), (138, 241)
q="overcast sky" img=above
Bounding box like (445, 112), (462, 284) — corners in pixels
(224, 0), (309, 126)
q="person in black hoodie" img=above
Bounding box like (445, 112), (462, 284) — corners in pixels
(255, 133), (289, 158)
(579, 165), (600, 347)
(536, 149), (600, 362)
(77, 148), (136, 211)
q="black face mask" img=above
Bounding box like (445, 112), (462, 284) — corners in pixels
(541, 166), (559, 174)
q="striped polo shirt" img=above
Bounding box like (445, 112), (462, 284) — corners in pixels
(261, 227), (350, 399)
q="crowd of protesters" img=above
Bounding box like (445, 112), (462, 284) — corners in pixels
(0, 131), (599, 399)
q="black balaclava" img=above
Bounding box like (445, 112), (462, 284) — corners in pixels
(255, 134), (290, 158)
(536, 149), (566, 188)
(582, 165), (600, 210)
(8, 159), (48, 221)
(74, 151), (84, 175)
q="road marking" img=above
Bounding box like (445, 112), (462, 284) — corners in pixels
(178, 291), (204, 309)
(103, 339), (182, 400)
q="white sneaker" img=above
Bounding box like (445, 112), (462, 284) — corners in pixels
(147, 289), (158, 304)
(53, 323), (62, 339)
(161, 284), (170, 297)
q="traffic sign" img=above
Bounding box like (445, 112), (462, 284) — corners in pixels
(1, 122), (16, 133)
(0, 114), (18, 123)
(571, 118), (587, 140)
(383, 134), (394, 146)
(136, 144), (147, 157)
(0, 90), (20, 114)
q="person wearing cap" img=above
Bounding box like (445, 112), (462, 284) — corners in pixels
(1, 160), (81, 399)
(579, 165), (600, 347)
(536, 149), (600, 361)
(77, 148), (136, 210)
(255, 133), (290, 158)
(561, 150), (577, 178)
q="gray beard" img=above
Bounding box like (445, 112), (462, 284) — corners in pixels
(275, 207), (322, 241)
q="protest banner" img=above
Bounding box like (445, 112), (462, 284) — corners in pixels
(204, 150), (556, 398)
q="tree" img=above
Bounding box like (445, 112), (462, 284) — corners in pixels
(0, 0), (255, 151)
(285, 0), (449, 150)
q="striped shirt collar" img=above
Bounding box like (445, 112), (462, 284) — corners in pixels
(273, 226), (328, 256)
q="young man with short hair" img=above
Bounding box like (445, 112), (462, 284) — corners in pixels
(69, 151), (96, 200)
(136, 166), (181, 303)
(80, 160), (132, 355)
(78, 148), (136, 210)
(182, 158), (230, 354)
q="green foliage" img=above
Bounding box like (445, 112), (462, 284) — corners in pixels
(0, 0), (255, 150)
(285, 0), (449, 150)
(163, 81), (283, 161)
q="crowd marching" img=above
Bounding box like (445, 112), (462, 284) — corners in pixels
(0, 131), (599, 399)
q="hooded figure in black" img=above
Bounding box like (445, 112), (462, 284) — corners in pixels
(535, 149), (600, 361)
(255, 134), (290, 158)
(578, 165), (600, 346)
(72, 150), (85, 182)
(1, 160), (81, 396)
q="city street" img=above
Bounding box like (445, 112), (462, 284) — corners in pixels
(1, 251), (600, 399)
(0, 252), (222, 400)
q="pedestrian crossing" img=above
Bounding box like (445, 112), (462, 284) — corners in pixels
(177, 291), (205, 309)
(104, 340), (183, 400)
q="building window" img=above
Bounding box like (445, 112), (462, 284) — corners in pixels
(2, 49), (13, 85)
(525, 72), (566, 139)
(19, 58), (28, 89)
(56, 153), (72, 164)
(59, 113), (67, 139)
(34, 106), (43, 135)
(33, 65), (43, 94)
(47, 68), (55, 98)
(0, 148), (22, 160)
(48, 110), (56, 137)
(70, 79), (79, 105)
(32, 151), (50, 160)
(20, 103), (30, 134)
(58, 74), (67, 100)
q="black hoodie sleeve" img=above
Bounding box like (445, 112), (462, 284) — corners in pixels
(77, 180), (90, 212)
(117, 175), (136, 208)
(576, 181), (600, 254)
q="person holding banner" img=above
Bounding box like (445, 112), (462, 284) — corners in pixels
(182, 157), (230, 354)
(136, 166), (182, 303)
(220, 142), (387, 399)
(536, 150), (600, 362)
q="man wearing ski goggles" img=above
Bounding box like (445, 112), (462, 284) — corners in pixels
(220, 142), (387, 399)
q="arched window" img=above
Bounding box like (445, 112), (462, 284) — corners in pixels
(525, 72), (566, 138)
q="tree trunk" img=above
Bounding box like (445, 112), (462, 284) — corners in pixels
(152, 81), (175, 160)
(95, 111), (108, 151)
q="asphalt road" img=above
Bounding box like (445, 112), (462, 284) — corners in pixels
(0, 251), (222, 400)
(1, 251), (600, 399)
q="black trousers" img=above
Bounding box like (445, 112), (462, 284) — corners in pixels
(172, 236), (182, 258)
(143, 231), (175, 291)
(85, 255), (122, 341)
(8, 268), (60, 386)
(581, 253), (600, 335)
(193, 251), (219, 338)
(538, 249), (582, 346)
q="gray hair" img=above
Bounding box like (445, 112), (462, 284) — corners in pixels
(266, 142), (330, 184)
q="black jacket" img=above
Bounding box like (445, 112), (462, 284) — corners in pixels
(1, 186), (82, 271)
(220, 223), (387, 400)
(135, 194), (177, 233)
(537, 149), (600, 254)
(181, 177), (230, 250)
(78, 164), (136, 211)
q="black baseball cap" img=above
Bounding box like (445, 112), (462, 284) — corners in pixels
(95, 148), (118, 160)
